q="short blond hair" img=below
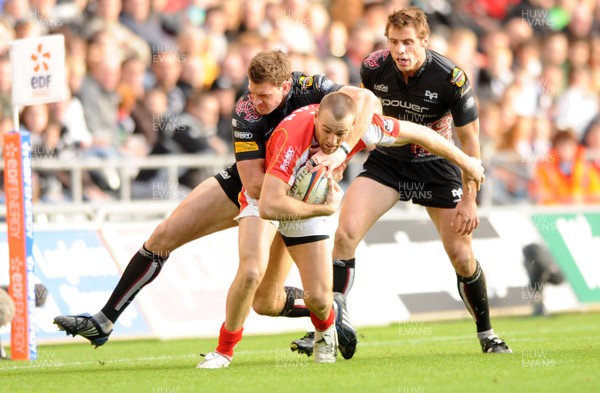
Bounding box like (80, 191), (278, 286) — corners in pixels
(385, 7), (431, 39)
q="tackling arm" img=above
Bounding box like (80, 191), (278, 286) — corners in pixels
(394, 120), (485, 190)
(237, 158), (266, 199)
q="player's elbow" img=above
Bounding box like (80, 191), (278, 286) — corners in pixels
(258, 199), (275, 220)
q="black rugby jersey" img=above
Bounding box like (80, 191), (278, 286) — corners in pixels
(231, 72), (342, 162)
(360, 49), (478, 162)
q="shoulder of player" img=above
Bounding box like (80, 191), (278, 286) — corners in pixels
(427, 50), (470, 90)
(232, 93), (265, 129)
(291, 71), (338, 92)
(361, 49), (392, 72)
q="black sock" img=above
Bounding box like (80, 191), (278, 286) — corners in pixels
(279, 286), (310, 317)
(456, 261), (492, 333)
(333, 258), (355, 296)
(101, 246), (168, 323)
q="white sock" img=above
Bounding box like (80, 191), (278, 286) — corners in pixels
(93, 311), (114, 334)
(477, 329), (495, 341)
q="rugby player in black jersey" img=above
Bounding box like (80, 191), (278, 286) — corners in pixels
(290, 7), (512, 355)
(53, 51), (379, 364)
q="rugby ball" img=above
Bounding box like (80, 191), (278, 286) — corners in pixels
(289, 164), (329, 204)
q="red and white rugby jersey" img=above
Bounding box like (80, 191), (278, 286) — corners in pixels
(265, 105), (319, 186)
(265, 106), (403, 185)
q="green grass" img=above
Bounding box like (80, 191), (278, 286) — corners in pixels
(1, 313), (599, 393)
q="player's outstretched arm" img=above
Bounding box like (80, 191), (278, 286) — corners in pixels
(259, 175), (342, 220)
(394, 121), (485, 190)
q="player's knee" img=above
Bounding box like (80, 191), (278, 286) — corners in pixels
(252, 294), (277, 316)
(335, 225), (361, 252)
(236, 266), (265, 291)
(146, 221), (176, 254)
(449, 251), (475, 277)
(304, 292), (330, 317)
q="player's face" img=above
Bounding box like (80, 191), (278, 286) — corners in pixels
(248, 80), (291, 115)
(314, 109), (355, 154)
(387, 26), (428, 77)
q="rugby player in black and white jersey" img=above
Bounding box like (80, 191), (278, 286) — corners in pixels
(290, 7), (512, 355)
(54, 51), (379, 366)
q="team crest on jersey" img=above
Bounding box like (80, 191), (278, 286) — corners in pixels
(235, 97), (261, 123)
(298, 75), (314, 90)
(425, 90), (438, 100)
(449, 67), (466, 88)
(451, 188), (463, 203)
(363, 50), (390, 69)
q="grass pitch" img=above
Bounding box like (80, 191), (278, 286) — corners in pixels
(1, 312), (599, 393)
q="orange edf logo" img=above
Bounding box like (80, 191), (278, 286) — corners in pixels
(31, 43), (50, 72)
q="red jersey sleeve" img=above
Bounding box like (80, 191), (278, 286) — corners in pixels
(361, 113), (401, 147)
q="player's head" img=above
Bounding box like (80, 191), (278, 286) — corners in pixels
(314, 92), (357, 154)
(385, 7), (430, 76)
(247, 50), (292, 115)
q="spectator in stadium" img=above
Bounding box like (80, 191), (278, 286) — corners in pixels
(0, 53), (11, 122)
(342, 24), (377, 85)
(119, 0), (175, 53)
(150, 48), (186, 115)
(54, 50), (380, 368)
(555, 65), (599, 139)
(84, 0), (151, 65)
(583, 118), (600, 171)
(287, 7), (512, 355)
(533, 129), (600, 205)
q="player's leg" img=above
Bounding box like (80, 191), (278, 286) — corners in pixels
(198, 192), (278, 368)
(54, 174), (240, 346)
(286, 239), (336, 363)
(332, 176), (399, 296)
(427, 206), (512, 353)
(252, 233), (301, 317)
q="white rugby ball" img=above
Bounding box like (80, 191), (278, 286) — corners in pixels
(289, 165), (329, 204)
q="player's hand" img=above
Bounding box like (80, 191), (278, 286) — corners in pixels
(331, 163), (347, 182)
(324, 176), (344, 215)
(463, 157), (485, 191)
(308, 148), (347, 176)
(451, 197), (479, 236)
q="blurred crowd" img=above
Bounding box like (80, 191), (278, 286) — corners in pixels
(0, 0), (598, 205)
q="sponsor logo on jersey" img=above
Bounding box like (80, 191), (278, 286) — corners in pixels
(424, 90), (438, 100)
(298, 75), (313, 89)
(451, 188), (463, 203)
(319, 78), (334, 91)
(234, 131), (253, 140)
(362, 49), (390, 69)
(449, 67), (466, 88)
(381, 98), (429, 113)
(235, 97), (261, 123)
(279, 146), (295, 172)
(374, 84), (388, 92)
(235, 141), (259, 153)
(463, 97), (475, 113)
